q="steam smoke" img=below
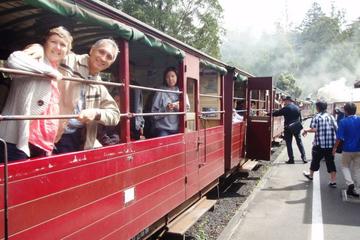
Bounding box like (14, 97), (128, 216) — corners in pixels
(317, 78), (360, 102)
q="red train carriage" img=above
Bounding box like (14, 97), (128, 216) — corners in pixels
(224, 68), (251, 172)
(0, 0), (263, 239)
(299, 100), (315, 119)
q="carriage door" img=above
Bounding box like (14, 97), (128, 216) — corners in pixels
(184, 55), (200, 199)
(246, 77), (273, 160)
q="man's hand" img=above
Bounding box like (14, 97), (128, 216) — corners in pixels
(302, 129), (308, 137)
(23, 44), (44, 60)
(332, 147), (337, 156)
(78, 109), (101, 123)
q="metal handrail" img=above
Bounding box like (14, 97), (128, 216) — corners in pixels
(0, 67), (125, 87)
(129, 85), (183, 94)
(250, 99), (266, 102)
(199, 94), (222, 99)
(1, 68), (184, 95)
(235, 110), (247, 113)
(0, 112), (190, 121)
(132, 112), (185, 117)
(0, 113), (133, 121)
(200, 110), (225, 114)
(252, 109), (267, 112)
(233, 97), (245, 100)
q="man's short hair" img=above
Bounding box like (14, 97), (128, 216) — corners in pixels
(91, 38), (119, 61)
(315, 100), (327, 112)
(343, 102), (357, 115)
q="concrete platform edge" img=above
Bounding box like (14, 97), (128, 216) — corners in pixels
(216, 148), (286, 240)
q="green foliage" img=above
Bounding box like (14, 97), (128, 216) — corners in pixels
(99, 0), (224, 58)
(222, 1), (360, 98)
(276, 73), (302, 98)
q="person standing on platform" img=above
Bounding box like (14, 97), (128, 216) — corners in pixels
(303, 100), (337, 187)
(269, 96), (306, 164)
(333, 102), (360, 197)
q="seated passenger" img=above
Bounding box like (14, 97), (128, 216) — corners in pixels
(232, 109), (243, 123)
(0, 27), (72, 162)
(151, 67), (189, 137)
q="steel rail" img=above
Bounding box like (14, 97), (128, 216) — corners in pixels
(233, 97), (246, 100)
(132, 112), (185, 117)
(250, 99), (267, 102)
(0, 67), (125, 87)
(0, 113), (132, 121)
(200, 111), (225, 114)
(199, 94), (222, 99)
(129, 84), (183, 94)
(1, 68), (185, 95)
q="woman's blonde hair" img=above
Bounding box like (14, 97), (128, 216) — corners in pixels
(45, 26), (73, 53)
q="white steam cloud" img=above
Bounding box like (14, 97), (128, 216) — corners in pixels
(317, 78), (360, 102)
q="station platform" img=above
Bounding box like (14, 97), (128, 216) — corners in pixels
(218, 122), (360, 240)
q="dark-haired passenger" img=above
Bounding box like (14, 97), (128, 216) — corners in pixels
(333, 102), (360, 197)
(151, 67), (189, 137)
(303, 100), (337, 187)
(0, 26), (73, 162)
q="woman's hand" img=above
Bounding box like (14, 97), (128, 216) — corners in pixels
(45, 70), (63, 81)
(167, 103), (176, 111)
(23, 44), (44, 60)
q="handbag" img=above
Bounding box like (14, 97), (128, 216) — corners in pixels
(287, 120), (303, 133)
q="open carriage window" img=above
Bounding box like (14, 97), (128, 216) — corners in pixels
(199, 66), (222, 128)
(233, 78), (246, 122)
(186, 78), (197, 132)
(249, 89), (269, 117)
(129, 41), (183, 139)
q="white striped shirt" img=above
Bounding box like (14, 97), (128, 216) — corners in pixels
(310, 112), (337, 148)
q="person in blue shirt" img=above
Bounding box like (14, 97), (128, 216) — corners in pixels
(333, 102), (360, 197)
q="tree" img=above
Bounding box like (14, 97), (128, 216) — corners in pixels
(100, 0), (224, 58)
(295, 2), (344, 70)
(276, 72), (302, 98)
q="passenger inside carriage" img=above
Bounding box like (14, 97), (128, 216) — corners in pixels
(54, 39), (121, 153)
(97, 83), (145, 145)
(151, 67), (190, 137)
(0, 26), (73, 162)
(232, 100), (243, 123)
(26, 38), (121, 154)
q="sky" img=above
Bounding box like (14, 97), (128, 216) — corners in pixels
(219, 0), (360, 36)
